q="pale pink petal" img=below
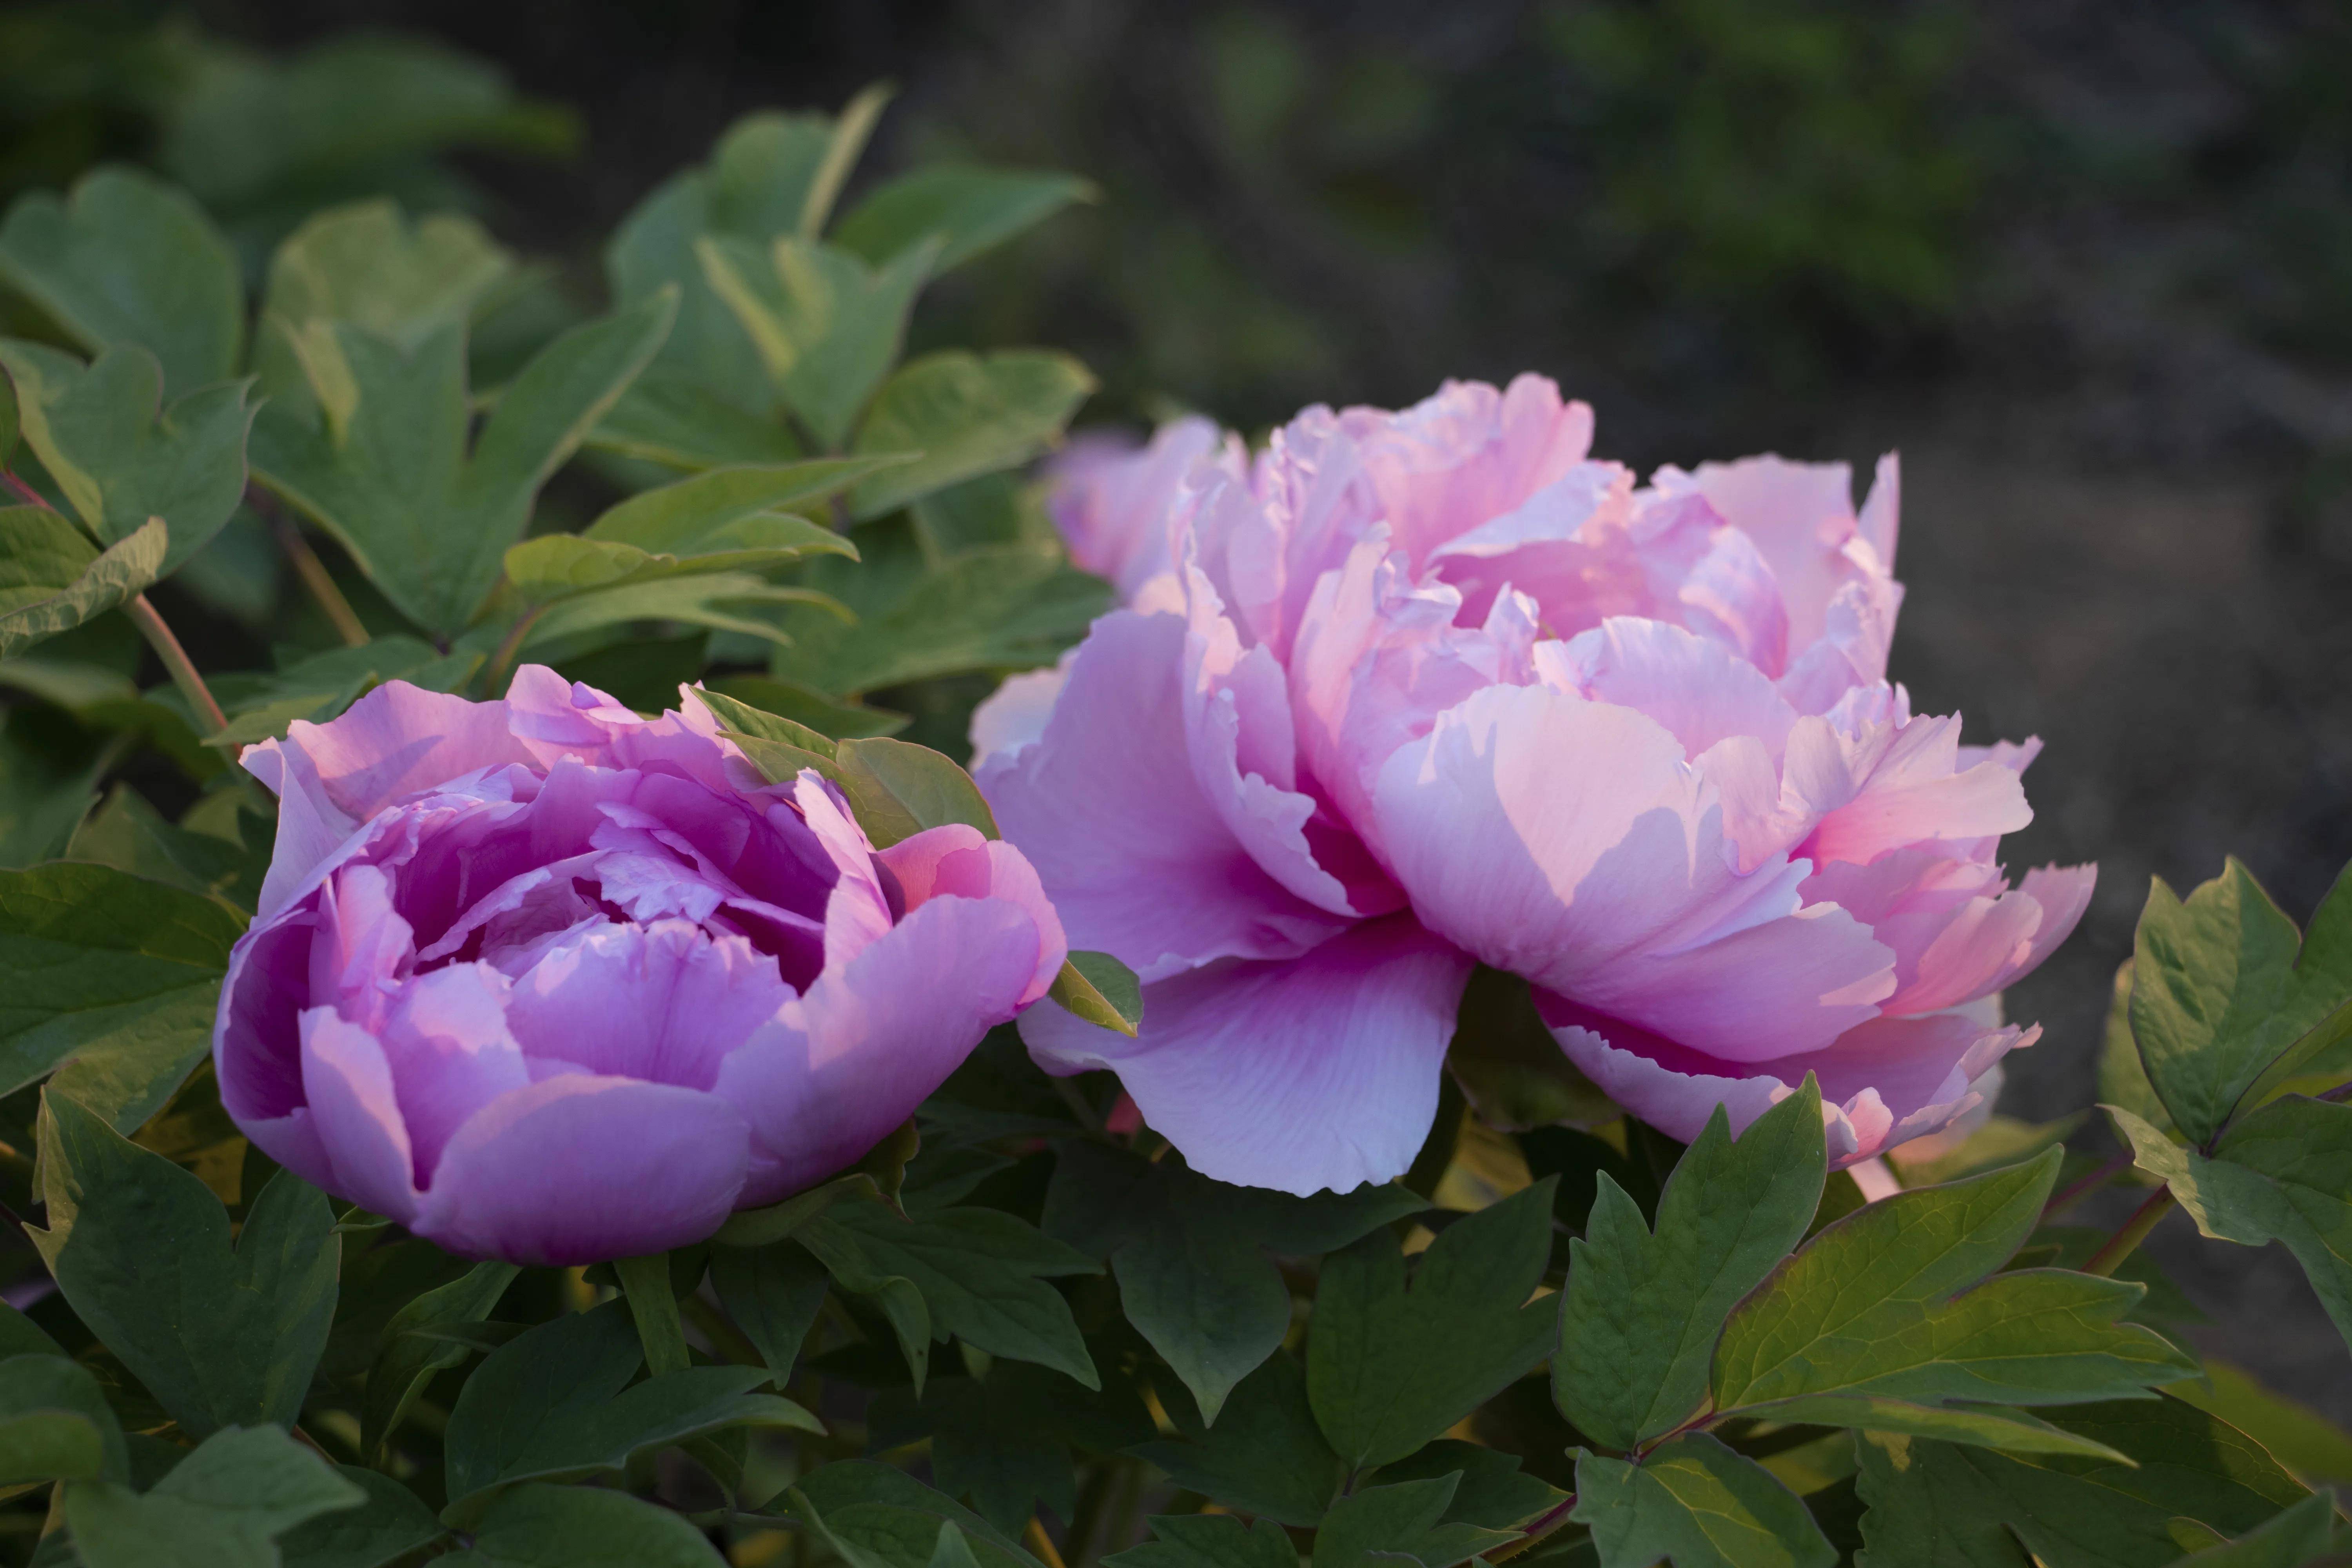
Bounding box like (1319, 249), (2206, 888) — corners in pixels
(1019, 915), (1473, 1196)
(969, 659), (1072, 769)
(1541, 989), (2033, 1167)
(978, 610), (1349, 980)
(1373, 682), (1892, 1059)
(1536, 617), (1798, 763)
(1653, 455), (1864, 647)
(1804, 714), (2033, 867)
(413, 1075), (751, 1265)
(1352, 374), (1595, 572)
(1181, 566), (1396, 917)
(1857, 452), (1900, 570)
(877, 827), (1067, 1005)
(1049, 418), (1231, 600)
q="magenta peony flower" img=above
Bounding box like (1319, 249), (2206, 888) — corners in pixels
(978, 375), (2090, 1194)
(216, 667), (1065, 1264)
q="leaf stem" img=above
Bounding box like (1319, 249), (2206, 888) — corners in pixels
(0, 468), (230, 732)
(2082, 1185), (2176, 1277)
(481, 606), (542, 698)
(679, 1291), (765, 1370)
(1022, 1519), (1070, 1568)
(615, 1253), (691, 1376)
(1484, 1495), (1580, 1563)
(260, 499), (369, 648)
(125, 592), (228, 735)
(2043, 1151), (2135, 1220)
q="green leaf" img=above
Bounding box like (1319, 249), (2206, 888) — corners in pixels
(1554, 1082), (1827, 1450)
(1132, 1351), (1344, 1528)
(1370, 1440), (1569, 1532)
(833, 165), (1094, 273)
(849, 350), (1095, 519)
(2112, 1096), (2352, 1356)
(2131, 860), (2352, 1145)
(1105, 1514), (1300, 1568)
(710, 1240), (829, 1385)
(799, 1203), (1100, 1388)
(66, 784), (263, 909)
(2171, 1358), (2352, 1490)
(359, 1260), (517, 1457)
(1307, 1180), (1557, 1470)
(1314, 1475), (1521, 1568)
(441, 1303), (641, 1503)
(586, 93), (891, 481)
(1712, 1148), (2199, 1418)
(0, 167), (243, 393)
(585, 457), (889, 551)
(0, 1354), (127, 1485)
(2167, 1493), (2342, 1568)
(441, 1482), (724, 1568)
(590, 372), (805, 472)
(706, 674), (909, 740)
(0, 862), (241, 1129)
(0, 507), (165, 661)
(278, 1465), (445, 1568)
(1740, 1397), (2132, 1461)
(787, 1460), (1045, 1568)
(250, 289), (676, 636)
(1575, 1434), (1836, 1568)
(1048, 951), (1144, 1038)
(2099, 960), (2174, 1137)
(617, 1251), (691, 1376)
(64, 1425), (365, 1568)
(158, 34), (579, 213)
(700, 234), (938, 449)
(1042, 1141), (1418, 1421)
(1850, 1394), (2314, 1568)
(832, 736), (1001, 847)
(770, 514), (1110, 696)
(0, 341), (256, 575)
(31, 1103), (338, 1439)
(870, 1366), (1152, 1538)
(445, 1365), (817, 1526)
(260, 201), (514, 361)
(517, 570), (836, 652)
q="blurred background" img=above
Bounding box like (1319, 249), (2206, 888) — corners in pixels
(5, 0), (2349, 1406)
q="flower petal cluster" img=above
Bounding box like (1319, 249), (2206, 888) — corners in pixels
(978, 376), (2089, 1193)
(216, 667), (1064, 1264)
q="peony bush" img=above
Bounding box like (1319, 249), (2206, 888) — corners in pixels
(0, 67), (2344, 1568)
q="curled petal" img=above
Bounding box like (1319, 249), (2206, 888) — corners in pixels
(413, 1075), (752, 1265)
(1541, 990), (2032, 1168)
(1374, 682), (1892, 1060)
(979, 610), (1349, 980)
(1020, 915), (1473, 1196)
(717, 893), (1047, 1203)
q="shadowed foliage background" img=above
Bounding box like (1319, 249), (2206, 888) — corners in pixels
(5, 0), (2349, 1412)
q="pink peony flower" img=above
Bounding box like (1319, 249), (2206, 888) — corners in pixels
(979, 376), (2089, 1194)
(216, 667), (1064, 1265)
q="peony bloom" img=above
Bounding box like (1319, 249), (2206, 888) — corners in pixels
(216, 667), (1064, 1265)
(977, 375), (2089, 1194)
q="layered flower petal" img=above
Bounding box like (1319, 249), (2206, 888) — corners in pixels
(1373, 682), (1893, 1060)
(1540, 989), (2030, 1168)
(1020, 915), (1473, 1195)
(977, 610), (1350, 980)
(218, 667), (1060, 1263)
